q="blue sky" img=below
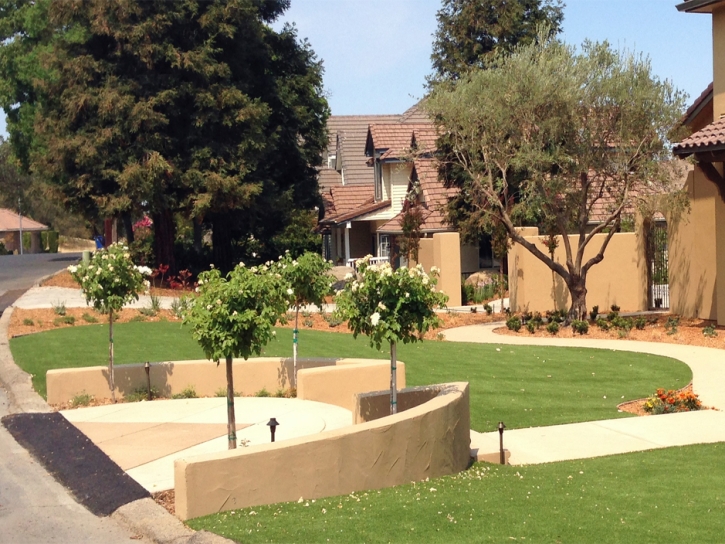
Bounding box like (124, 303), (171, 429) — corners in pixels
(0, 1), (714, 136)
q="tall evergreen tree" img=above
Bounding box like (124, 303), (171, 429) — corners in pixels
(430, 0), (564, 83)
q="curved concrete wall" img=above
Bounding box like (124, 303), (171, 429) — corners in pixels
(46, 357), (405, 411)
(174, 382), (470, 520)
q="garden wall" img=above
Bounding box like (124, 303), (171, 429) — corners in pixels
(174, 382), (470, 520)
(46, 357), (405, 411)
(508, 228), (648, 313)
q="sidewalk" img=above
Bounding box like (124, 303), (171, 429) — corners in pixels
(445, 322), (725, 465)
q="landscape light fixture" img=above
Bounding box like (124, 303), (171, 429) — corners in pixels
(498, 421), (506, 465)
(267, 417), (280, 442)
(144, 362), (151, 400)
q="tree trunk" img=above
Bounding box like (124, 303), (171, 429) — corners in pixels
(122, 213), (134, 245)
(293, 306), (299, 386)
(567, 275), (588, 321)
(226, 355), (237, 450)
(108, 309), (116, 403)
(152, 208), (176, 273)
(211, 214), (233, 273)
(390, 341), (398, 415)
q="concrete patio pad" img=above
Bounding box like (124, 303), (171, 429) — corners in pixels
(62, 397), (353, 492)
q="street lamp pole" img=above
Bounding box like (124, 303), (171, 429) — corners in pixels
(18, 196), (23, 255)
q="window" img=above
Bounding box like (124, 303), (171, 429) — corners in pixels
(378, 234), (390, 258)
(374, 159), (383, 201)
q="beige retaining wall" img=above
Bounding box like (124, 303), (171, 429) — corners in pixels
(174, 381), (470, 520)
(46, 357), (405, 411)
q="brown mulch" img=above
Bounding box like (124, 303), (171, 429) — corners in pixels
(41, 269), (191, 298)
(153, 489), (175, 516)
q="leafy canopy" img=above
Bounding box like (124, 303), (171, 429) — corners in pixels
(335, 257), (448, 350)
(279, 251), (334, 310)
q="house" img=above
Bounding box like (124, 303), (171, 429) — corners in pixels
(669, 0), (725, 324)
(318, 104), (479, 274)
(0, 208), (48, 254)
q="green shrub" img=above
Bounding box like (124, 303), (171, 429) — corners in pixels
(595, 317), (610, 331)
(644, 388), (701, 414)
(215, 387), (241, 397)
(81, 312), (99, 323)
(610, 304), (620, 313)
(606, 310), (618, 321)
(322, 313), (343, 328)
(571, 319), (589, 335)
(70, 392), (93, 408)
(129, 315), (147, 322)
(521, 311), (533, 323)
(47, 230), (59, 253)
(461, 282), (475, 305)
(255, 387), (271, 397)
(302, 317), (314, 328)
(483, 304), (493, 316)
(665, 316), (680, 336)
(546, 321), (560, 335)
(589, 305), (599, 322)
(0, 241), (9, 255)
(634, 316), (647, 330)
(172, 385), (197, 399)
(53, 316), (75, 327)
(22, 318), (34, 326)
(611, 316), (633, 332)
(138, 307), (157, 317)
(170, 296), (192, 319)
(531, 312), (544, 327)
(125, 386), (161, 402)
(526, 321), (536, 334)
(546, 309), (566, 323)
(52, 301), (67, 316)
(506, 315), (522, 332)
(703, 325), (717, 338)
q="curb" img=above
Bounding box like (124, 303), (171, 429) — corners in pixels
(0, 296), (234, 544)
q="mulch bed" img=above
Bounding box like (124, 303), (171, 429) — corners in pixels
(1, 412), (150, 516)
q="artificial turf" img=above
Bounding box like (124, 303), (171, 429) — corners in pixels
(9, 322), (691, 431)
(186, 443), (725, 543)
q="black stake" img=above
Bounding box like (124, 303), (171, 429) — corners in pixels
(498, 421), (506, 465)
(144, 362), (151, 401)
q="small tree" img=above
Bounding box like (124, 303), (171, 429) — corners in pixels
(68, 244), (151, 402)
(183, 262), (288, 449)
(278, 251), (334, 383)
(335, 257), (448, 414)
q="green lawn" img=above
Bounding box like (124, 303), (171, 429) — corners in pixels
(187, 443), (725, 543)
(10, 323), (691, 431)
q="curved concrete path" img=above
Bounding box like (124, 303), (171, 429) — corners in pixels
(444, 323), (725, 465)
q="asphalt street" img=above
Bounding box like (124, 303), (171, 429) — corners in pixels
(0, 253), (81, 313)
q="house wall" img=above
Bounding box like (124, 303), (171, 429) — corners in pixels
(434, 232), (462, 307)
(174, 382), (470, 520)
(714, 6), (725, 118)
(508, 229), (648, 313)
(389, 163), (411, 216)
(349, 222), (373, 259)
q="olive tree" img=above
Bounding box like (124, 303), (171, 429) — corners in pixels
(426, 34), (687, 319)
(335, 258), (448, 414)
(183, 262), (289, 449)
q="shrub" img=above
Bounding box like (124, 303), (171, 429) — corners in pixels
(596, 317), (610, 331)
(506, 315), (522, 332)
(52, 300), (67, 316)
(483, 303), (493, 316)
(138, 307), (157, 317)
(546, 309), (566, 323)
(53, 316), (76, 327)
(571, 319), (589, 335)
(81, 312), (99, 323)
(606, 310), (618, 321)
(129, 315), (146, 322)
(70, 392), (93, 408)
(125, 386), (161, 402)
(322, 313), (343, 328)
(461, 282), (475, 305)
(644, 388), (702, 414)
(526, 320), (536, 334)
(612, 316), (633, 332)
(634, 316), (646, 330)
(170, 296), (191, 319)
(531, 312), (544, 327)
(302, 317), (314, 328)
(521, 311), (533, 323)
(255, 387), (271, 397)
(665, 316), (680, 335)
(546, 321), (560, 335)
(703, 325), (718, 338)
(589, 305), (599, 322)
(610, 304), (620, 313)
(172, 385), (197, 399)
(22, 318), (34, 326)
(0, 241), (9, 255)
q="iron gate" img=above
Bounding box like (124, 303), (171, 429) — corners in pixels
(646, 220), (669, 310)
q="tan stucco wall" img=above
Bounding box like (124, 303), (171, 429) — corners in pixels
(354, 385), (440, 424)
(417, 238), (435, 270)
(46, 357), (404, 407)
(434, 232), (462, 306)
(174, 382), (470, 520)
(714, 7), (725, 119)
(508, 231), (647, 313)
(669, 168), (720, 320)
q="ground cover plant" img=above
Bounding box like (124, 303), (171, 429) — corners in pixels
(10, 324), (690, 431)
(187, 443), (725, 543)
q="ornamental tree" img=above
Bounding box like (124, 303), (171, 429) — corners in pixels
(335, 258), (448, 415)
(68, 244), (151, 402)
(183, 262), (289, 449)
(278, 251), (334, 383)
(426, 34), (687, 319)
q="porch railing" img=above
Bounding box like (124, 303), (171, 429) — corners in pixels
(347, 256), (389, 271)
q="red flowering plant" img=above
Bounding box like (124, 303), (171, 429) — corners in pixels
(644, 388), (702, 414)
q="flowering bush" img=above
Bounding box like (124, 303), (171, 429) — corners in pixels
(335, 256), (448, 414)
(68, 243), (152, 402)
(183, 261), (290, 448)
(644, 388), (702, 415)
(278, 251), (335, 380)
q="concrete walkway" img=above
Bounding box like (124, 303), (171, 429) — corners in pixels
(444, 322), (725, 465)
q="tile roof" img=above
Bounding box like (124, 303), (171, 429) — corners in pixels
(673, 116), (725, 156)
(0, 208), (48, 231)
(368, 123), (436, 161)
(320, 185), (390, 224)
(400, 101), (431, 124)
(682, 82), (713, 126)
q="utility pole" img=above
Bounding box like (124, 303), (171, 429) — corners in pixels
(18, 196), (23, 255)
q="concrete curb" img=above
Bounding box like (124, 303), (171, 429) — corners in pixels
(0, 296), (232, 543)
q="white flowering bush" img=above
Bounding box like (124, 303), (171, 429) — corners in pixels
(68, 243), (152, 402)
(183, 261), (289, 449)
(278, 251), (335, 381)
(335, 256), (448, 414)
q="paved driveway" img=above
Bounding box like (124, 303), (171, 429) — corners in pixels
(0, 253), (81, 312)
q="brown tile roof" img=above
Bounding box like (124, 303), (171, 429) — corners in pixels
(0, 208), (47, 231)
(320, 185), (390, 224)
(400, 101), (430, 124)
(368, 123), (436, 161)
(673, 116), (725, 156)
(682, 82), (713, 126)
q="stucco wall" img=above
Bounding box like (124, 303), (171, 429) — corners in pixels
(174, 382), (470, 520)
(434, 232), (462, 306)
(508, 229), (647, 313)
(354, 385), (441, 424)
(714, 7), (725, 119)
(46, 357), (404, 408)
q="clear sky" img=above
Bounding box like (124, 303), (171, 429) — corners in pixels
(0, 0), (714, 136)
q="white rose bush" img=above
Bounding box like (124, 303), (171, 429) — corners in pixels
(278, 251), (335, 382)
(183, 262), (289, 449)
(335, 256), (448, 414)
(68, 243), (152, 402)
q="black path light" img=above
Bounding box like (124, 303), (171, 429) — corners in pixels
(498, 421), (506, 465)
(267, 418), (280, 442)
(144, 362), (151, 401)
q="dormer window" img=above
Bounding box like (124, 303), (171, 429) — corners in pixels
(374, 157), (383, 201)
